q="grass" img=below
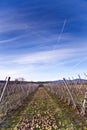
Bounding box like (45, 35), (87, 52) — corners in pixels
(0, 91), (35, 129)
(0, 86), (87, 130)
(15, 87), (77, 130)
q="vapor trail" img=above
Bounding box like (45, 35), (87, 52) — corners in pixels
(0, 34), (28, 44)
(72, 57), (87, 69)
(58, 19), (67, 43)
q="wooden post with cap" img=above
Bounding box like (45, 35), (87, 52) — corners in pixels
(82, 88), (87, 115)
(0, 77), (10, 103)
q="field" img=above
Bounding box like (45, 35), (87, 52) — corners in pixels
(0, 78), (87, 130)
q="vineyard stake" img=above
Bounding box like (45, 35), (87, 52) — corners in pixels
(82, 88), (87, 115)
(63, 78), (77, 109)
(0, 77), (10, 103)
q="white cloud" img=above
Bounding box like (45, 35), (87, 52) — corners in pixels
(0, 46), (87, 65)
(0, 47), (87, 81)
(0, 9), (33, 33)
(0, 20), (28, 33)
(12, 48), (77, 64)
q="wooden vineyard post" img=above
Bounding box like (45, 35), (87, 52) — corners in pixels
(63, 78), (77, 109)
(84, 73), (87, 79)
(69, 77), (78, 105)
(0, 77), (10, 123)
(0, 77), (10, 103)
(78, 75), (84, 95)
(81, 88), (87, 115)
(72, 77), (79, 96)
(19, 81), (25, 104)
(61, 82), (69, 104)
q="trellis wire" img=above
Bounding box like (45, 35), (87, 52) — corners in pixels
(44, 75), (87, 116)
(0, 77), (38, 124)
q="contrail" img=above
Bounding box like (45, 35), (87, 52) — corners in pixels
(60, 19), (67, 35)
(0, 34), (28, 44)
(72, 57), (87, 69)
(58, 19), (67, 43)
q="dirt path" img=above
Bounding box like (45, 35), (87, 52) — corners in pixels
(16, 87), (76, 130)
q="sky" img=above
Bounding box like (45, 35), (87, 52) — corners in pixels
(0, 0), (87, 81)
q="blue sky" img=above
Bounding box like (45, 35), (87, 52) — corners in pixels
(0, 0), (87, 81)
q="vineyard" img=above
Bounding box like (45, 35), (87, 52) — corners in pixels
(0, 77), (87, 129)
